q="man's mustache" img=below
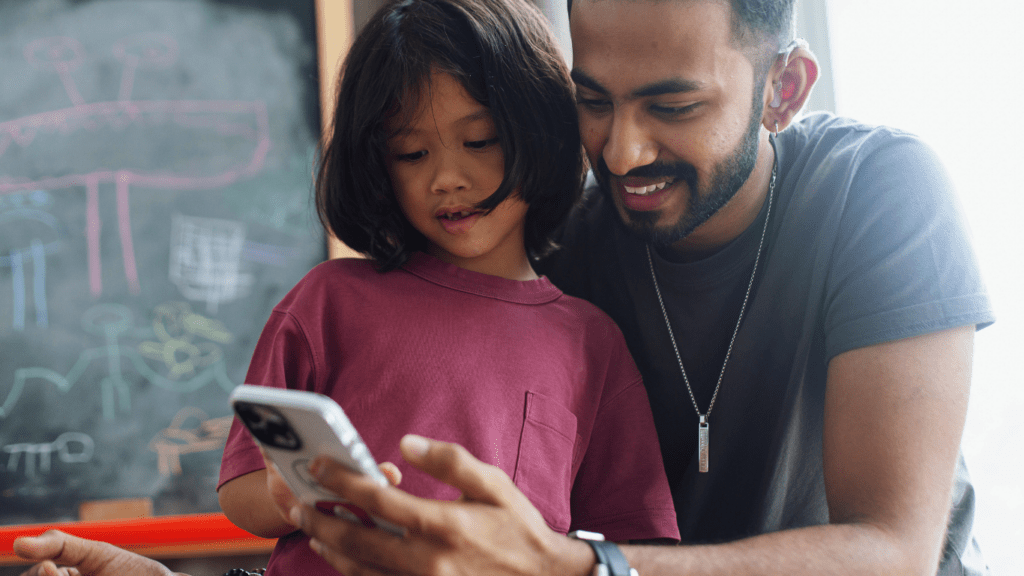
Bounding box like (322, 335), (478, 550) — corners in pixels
(596, 157), (699, 189)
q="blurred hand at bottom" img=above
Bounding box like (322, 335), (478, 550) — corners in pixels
(13, 530), (185, 576)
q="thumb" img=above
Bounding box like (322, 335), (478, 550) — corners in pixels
(13, 531), (68, 563)
(398, 434), (513, 507)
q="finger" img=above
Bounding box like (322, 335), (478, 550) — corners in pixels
(308, 537), (399, 576)
(18, 560), (73, 576)
(378, 462), (402, 486)
(399, 435), (514, 506)
(288, 504), (416, 574)
(13, 530), (116, 574)
(309, 455), (461, 537)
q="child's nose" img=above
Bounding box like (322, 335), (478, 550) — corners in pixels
(430, 151), (471, 194)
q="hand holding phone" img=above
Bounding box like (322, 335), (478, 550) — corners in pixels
(229, 384), (405, 536)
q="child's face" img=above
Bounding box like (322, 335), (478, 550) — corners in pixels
(386, 71), (533, 280)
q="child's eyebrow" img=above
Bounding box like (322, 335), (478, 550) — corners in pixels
(455, 108), (494, 126)
(389, 108), (493, 139)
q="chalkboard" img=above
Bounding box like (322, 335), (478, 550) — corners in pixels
(0, 0), (325, 526)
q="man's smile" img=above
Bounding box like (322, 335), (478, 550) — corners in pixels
(623, 179), (674, 195)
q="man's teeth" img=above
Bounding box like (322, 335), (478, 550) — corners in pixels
(624, 181), (670, 195)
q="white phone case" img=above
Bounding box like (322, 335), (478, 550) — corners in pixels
(229, 384), (404, 536)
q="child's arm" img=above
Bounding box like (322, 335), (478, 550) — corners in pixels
(218, 466), (299, 539)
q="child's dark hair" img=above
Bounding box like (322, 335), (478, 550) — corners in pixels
(315, 0), (584, 271)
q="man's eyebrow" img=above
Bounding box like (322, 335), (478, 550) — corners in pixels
(571, 69), (607, 94)
(633, 78), (703, 97)
(571, 68), (704, 99)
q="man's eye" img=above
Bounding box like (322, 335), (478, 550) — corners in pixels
(396, 150), (426, 162)
(466, 137), (499, 150)
(651, 103), (699, 117)
(577, 97), (612, 112)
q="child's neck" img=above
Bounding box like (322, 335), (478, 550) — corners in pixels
(426, 247), (539, 281)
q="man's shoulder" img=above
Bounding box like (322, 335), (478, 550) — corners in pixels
(783, 112), (939, 167)
(778, 112), (951, 211)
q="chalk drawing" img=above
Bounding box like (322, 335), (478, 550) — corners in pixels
(138, 301), (232, 380)
(242, 239), (305, 268)
(3, 431), (94, 478)
(148, 407), (232, 475)
(0, 303), (235, 421)
(0, 195), (63, 330)
(169, 215), (253, 314)
(0, 34), (270, 297)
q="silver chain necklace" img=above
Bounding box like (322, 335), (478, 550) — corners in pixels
(645, 157), (776, 473)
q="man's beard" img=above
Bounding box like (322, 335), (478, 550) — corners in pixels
(596, 94), (764, 247)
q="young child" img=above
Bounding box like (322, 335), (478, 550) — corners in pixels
(218, 0), (679, 573)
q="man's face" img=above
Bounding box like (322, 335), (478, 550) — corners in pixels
(570, 0), (767, 247)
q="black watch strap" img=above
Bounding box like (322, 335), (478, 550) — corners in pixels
(582, 539), (633, 576)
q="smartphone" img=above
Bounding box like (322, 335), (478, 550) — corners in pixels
(229, 384), (404, 536)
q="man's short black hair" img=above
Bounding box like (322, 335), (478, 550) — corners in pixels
(568, 0), (797, 57)
(317, 0), (584, 272)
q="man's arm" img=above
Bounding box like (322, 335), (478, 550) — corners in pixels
(625, 324), (973, 575)
(292, 325), (972, 576)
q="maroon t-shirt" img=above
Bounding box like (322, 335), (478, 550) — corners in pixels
(220, 253), (678, 574)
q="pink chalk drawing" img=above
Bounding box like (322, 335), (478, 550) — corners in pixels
(0, 33), (271, 297)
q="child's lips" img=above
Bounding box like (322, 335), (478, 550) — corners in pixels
(437, 209), (482, 233)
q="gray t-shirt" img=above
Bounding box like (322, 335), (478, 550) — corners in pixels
(539, 113), (994, 575)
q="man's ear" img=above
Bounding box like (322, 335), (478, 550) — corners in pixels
(762, 46), (819, 133)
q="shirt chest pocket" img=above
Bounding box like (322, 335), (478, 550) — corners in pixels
(512, 390), (582, 534)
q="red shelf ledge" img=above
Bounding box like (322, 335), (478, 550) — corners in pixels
(0, 513), (276, 566)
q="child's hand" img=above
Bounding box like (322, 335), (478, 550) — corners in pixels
(379, 462), (402, 486)
(259, 448), (302, 528)
(258, 449), (402, 529)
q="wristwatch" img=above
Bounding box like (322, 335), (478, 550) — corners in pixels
(568, 530), (638, 576)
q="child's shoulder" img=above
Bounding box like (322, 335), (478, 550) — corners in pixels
(278, 257), (383, 304)
(305, 257), (379, 281)
(546, 287), (628, 341)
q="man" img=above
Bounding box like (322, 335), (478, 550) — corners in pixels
(15, 1), (992, 575)
(285, 0), (991, 574)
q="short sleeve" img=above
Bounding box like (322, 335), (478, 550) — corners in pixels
(823, 134), (993, 360)
(568, 332), (680, 542)
(217, 310), (318, 489)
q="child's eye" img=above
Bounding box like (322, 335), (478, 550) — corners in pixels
(465, 137), (499, 150)
(395, 150), (427, 162)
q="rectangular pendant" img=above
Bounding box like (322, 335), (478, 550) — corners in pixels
(698, 415), (709, 473)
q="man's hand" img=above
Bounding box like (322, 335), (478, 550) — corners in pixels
(13, 530), (185, 576)
(289, 434), (595, 576)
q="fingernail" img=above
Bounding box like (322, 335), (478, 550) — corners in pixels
(289, 506), (303, 526)
(401, 434), (429, 458)
(309, 458), (324, 479)
(309, 538), (324, 555)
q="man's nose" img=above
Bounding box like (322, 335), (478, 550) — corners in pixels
(603, 112), (658, 176)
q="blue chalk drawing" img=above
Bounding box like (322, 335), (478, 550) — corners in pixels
(0, 205), (62, 331)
